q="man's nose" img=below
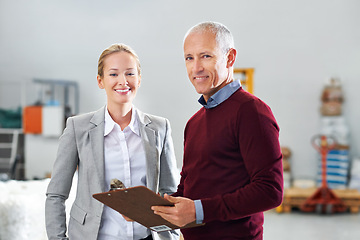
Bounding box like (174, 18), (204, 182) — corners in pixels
(193, 59), (204, 73)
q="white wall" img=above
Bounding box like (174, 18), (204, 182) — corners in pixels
(0, 0), (359, 180)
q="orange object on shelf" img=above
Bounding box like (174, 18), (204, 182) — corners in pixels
(23, 106), (42, 134)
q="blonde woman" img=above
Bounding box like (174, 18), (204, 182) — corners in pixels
(45, 44), (179, 240)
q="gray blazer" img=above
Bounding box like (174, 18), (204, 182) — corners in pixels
(45, 106), (180, 240)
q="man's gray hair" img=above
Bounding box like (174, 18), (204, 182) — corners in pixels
(184, 21), (235, 54)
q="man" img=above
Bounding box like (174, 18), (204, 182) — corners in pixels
(152, 21), (283, 240)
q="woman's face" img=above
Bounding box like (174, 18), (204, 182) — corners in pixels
(97, 51), (141, 108)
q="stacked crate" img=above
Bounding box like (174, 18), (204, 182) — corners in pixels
(317, 79), (350, 189)
(317, 149), (349, 189)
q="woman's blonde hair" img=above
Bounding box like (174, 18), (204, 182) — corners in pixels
(97, 43), (141, 77)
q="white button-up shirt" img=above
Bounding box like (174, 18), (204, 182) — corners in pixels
(98, 106), (150, 240)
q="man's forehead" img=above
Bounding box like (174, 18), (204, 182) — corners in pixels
(185, 31), (215, 42)
(183, 31), (218, 53)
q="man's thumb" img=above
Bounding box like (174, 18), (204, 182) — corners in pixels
(164, 193), (177, 203)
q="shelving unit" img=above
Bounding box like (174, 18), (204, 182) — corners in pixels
(0, 128), (24, 180)
(234, 68), (254, 94)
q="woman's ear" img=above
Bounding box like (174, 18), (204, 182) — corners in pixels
(226, 48), (237, 68)
(97, 75), (104, 89)
(138, 75), (141, 87)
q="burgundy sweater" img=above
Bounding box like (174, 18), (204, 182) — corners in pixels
(173, 88), (283, 240)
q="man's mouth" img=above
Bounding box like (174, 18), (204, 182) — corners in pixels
(194, 76), (208, 80)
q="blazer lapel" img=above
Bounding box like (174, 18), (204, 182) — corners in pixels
(89, 107), (106, 192)
(137, 110), (159, 192)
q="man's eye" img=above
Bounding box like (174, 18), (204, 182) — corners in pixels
(185, 56), (193, 61)
(203, 55), (211, 58)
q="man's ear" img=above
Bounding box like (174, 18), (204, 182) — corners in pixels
(226, 48), (237, 68)
(97, 75), (104, 89)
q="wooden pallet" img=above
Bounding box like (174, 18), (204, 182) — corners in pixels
(277, 187), (360, 213)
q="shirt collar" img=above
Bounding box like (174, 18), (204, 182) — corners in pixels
(198, 80), (242, 109)
(104, 105), (140, 136)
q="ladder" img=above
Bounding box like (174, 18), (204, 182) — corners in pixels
(0, 128), (22, 180)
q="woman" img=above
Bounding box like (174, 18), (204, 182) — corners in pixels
(45, 44), (180, 240)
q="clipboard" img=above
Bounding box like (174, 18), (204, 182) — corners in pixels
(93, 186), (203, 232)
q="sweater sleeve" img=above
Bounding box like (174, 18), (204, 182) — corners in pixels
(201, 99), (283, 223)
(172, 163), (185, 198)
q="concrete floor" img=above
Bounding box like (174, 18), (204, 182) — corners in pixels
(263, 210), (360, 240)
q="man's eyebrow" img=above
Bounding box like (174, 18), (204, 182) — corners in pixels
(184, 51), (212, 56)
(184, 54), (193, 59)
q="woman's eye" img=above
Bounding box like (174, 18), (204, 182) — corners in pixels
(109, 73), (117, 77)
(126, 73), (135, 76)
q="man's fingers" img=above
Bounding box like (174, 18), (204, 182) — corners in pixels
(121, 214), (134, 222)
(151, 194), (179, 212)
(152, 196), (196, 227)
(164, 193), (178, 203)
(153, 209), (185, 227)
(152, 205), (175, 214)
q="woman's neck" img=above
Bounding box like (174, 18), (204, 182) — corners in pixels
(107, 103), (132, 130)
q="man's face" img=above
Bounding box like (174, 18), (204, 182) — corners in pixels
(184, 31), (230, 101)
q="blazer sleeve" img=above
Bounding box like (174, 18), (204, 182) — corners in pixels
(45, 117), (78, 239)
(158, 118), (179, 196)
(155, 118), (181, 240)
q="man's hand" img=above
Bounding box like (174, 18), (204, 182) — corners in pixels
(121, 214), (133, 222)
(151, 194), (196, 227)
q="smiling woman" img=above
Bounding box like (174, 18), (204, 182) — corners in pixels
(45, 43), (180, 240)
(97, 50), (141, 129)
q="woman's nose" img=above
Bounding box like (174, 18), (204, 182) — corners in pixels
(118, 75), (128, 85)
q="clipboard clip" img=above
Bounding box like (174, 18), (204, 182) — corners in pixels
(110, 178), (126, 191)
